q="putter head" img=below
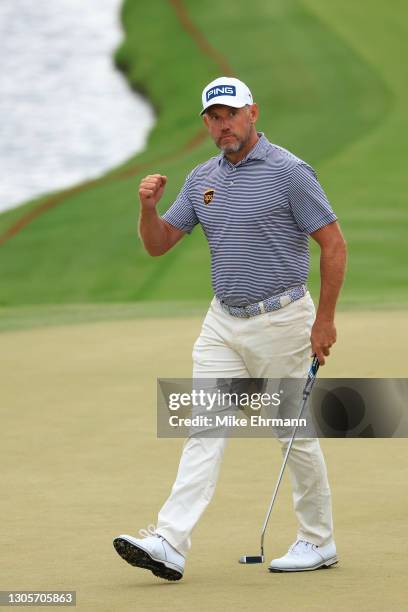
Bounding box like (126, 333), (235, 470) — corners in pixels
(238, 554), (264, 564)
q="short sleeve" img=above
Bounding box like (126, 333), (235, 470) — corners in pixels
(161, 171), (199, 235)
(288, 163), (337, 234)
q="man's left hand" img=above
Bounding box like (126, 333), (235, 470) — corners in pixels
(310, 318), (337, 366)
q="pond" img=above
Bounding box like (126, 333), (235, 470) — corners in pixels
(0, 0), (155, 213)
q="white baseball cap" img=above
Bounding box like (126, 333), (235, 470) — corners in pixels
(200, 76), (253, 116)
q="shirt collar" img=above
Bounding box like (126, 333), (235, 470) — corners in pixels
(218, 132), (269, 166)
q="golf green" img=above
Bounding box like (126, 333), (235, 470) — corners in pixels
(1, 311), (407, 611)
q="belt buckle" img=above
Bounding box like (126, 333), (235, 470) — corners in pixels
(279, 294), (292, 308)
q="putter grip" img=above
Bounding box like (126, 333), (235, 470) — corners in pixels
(303, 355), (320, 398)
(309, 354), (320, 377)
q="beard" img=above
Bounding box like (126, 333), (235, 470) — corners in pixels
(216, 129), (251, 154)
(220, 140), (243, 154)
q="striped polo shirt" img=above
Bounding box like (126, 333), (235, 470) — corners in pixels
(162, 132), (337, 306)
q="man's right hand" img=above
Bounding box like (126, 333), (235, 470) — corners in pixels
(138, 174), (167, 209)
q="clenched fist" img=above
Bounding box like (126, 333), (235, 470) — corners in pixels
(139, 174), (167, 209)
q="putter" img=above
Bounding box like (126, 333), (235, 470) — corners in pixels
(239, 355), (320, 564)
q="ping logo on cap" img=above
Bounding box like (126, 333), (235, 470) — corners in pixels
(206, 85), (236, 102)
(203, 189), (215, 204)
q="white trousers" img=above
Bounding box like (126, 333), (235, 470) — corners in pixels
(156, 293), (334, 556)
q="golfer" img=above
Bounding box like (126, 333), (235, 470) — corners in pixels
(113, 77), (347, 580)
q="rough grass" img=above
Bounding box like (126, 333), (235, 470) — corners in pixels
(0, 0), (406, 311)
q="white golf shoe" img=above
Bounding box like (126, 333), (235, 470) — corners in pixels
(268, 539), (338, 572)
(113, 525), (185, 581)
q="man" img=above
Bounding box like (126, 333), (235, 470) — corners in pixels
(113, 77), (347, 581)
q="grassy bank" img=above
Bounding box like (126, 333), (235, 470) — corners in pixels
(0, 0), (406, 312)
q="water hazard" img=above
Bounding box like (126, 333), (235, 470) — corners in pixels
(0, 0), (155, 212)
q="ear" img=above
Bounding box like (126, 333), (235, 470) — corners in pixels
(249, 103), (259, 123)
(202, 113), (210, 128)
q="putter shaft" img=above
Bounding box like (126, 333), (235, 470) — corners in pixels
(239, 356), (320, 565)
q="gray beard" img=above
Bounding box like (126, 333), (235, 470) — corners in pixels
(220, 140), (244, 154)
(217, 129), (251, 154)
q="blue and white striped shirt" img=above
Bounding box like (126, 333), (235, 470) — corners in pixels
(162, 133), (337, 306)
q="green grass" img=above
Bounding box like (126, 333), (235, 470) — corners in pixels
(0, 302), (211, 333)
(0, 0), (407, 315)
(2, 298), (406, 335)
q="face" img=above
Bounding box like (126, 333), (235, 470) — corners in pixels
(203, 104), (258, 154)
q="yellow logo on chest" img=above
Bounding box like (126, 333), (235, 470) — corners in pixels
(203, 189), (215, 205)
